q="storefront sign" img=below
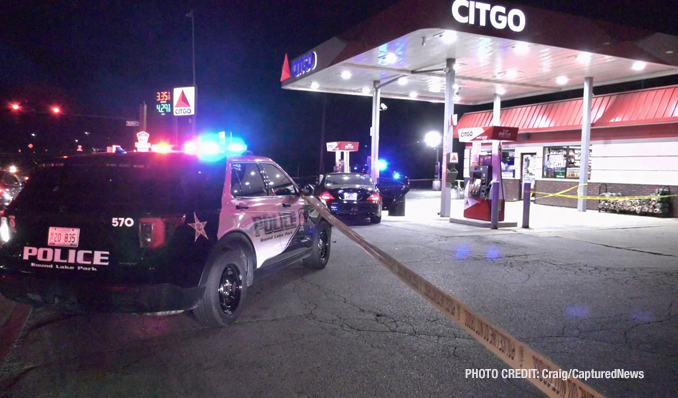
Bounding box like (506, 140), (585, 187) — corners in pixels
(458, 126), (519, 142)
(292, 52), (318, 77)
(451, 0), (526, 32)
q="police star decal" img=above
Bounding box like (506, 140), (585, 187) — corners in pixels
(188, 212), (209, 241)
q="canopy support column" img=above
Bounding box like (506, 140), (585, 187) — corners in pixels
(492, 93), (502, 197)
(578, 77), (593, 212)
(440, 58), (456, 217)
(370, 81), (381, 183)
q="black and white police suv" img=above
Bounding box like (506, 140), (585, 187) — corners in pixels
(0, 151), (331, 326)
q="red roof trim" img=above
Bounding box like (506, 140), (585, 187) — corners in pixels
(455, 85), (678, 136)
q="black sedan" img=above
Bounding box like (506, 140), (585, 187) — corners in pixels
(376, 175), (410, 216)
(316, 173), (382, 223)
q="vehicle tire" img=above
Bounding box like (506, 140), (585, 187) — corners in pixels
(302, 221), (331, 269)
(193, 250), (248, 327)
(388, 196), (406, 216)
(370, 215), (382, 224)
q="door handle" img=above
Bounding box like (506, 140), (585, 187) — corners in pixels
(235, 203), (249, 210)
(282, 203), (292, 208)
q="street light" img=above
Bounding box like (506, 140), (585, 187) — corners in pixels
(425, 130), (442, 181)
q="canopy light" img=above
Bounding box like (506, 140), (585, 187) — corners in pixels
(409, 91), (418, 99)
(398, 77), (409, 86)
(441, 31), (457, 44)
(384, 53), (398, 64)
(513, 42), (529, 55)
(632, 61), (647, 71)
(310, 82), (320, 89)
(576, 53), (592, 64)
(556, 76), (569, 85)
(340, 71), (352, 79)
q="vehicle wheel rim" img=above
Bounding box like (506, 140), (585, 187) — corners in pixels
(318, 229), (329, 261)
(218, 264), (241, 315)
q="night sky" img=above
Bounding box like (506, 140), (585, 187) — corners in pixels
(2, 0), (678, 178)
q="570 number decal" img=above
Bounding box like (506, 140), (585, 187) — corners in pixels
(112, 218), (134, 227)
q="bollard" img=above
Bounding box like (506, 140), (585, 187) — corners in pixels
(490, 180), (499, 229)
(522, 182), (531, 228)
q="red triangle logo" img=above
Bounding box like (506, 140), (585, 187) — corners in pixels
(280, 54), (292, 82)
(175, 90), (191, 108)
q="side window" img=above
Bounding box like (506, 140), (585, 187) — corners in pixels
(259, 163), (297, 196)
(231, 162), (268, 197)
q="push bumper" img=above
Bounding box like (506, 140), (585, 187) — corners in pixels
(0, 272), (204, 314)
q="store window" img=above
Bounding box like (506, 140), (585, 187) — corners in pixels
(501, 149), (516, 178)
(543, 146), (582, 179)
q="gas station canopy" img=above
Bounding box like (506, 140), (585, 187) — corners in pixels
(281, 0), (678, 105)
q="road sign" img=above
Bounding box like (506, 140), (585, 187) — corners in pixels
(135, 131), (151, 152)
(450, 152), (459, 163)
(126, 121), (140, 127)
(173, 87), (196, 116)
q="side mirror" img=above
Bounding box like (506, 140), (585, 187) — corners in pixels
(300, 184), (314, 196)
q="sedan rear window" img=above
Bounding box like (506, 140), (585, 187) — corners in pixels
(325, 174), (374, 186)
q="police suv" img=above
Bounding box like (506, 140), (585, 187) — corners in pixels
(0, 152), (331, 326)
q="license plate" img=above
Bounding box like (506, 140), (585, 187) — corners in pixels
(48, 227), (80, 248)
(344, 192), (357, 201)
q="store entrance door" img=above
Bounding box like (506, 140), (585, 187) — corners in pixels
(520, 153), (537, 200)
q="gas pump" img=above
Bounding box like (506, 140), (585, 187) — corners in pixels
(457, 126), (519, 222)
(468, 165), (491, 199)
(326, 141), (359, 173)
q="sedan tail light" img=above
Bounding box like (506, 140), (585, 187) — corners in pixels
(319, 192), (335, 201)
(139, 216), (184, 250)
(367, 192), (381, 202)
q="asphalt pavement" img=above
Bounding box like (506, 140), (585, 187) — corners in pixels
(1, 190), (677, 397)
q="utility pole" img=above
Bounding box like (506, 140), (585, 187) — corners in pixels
(187, 10), (197, 138)
(139, 102), (147, 132)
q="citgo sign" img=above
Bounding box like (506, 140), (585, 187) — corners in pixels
(451, 0), (526, 32)
(292, 52), (317, 78)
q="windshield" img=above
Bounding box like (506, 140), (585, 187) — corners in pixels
(325, 173), (374, 187)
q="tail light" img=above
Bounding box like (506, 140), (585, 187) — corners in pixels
(139, 216), (185, 250)
(319, 192), (335, 201)
(0, 217), (10, 243)
(367, 192), (381, 202)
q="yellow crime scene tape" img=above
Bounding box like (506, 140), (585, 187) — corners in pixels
(535, 184), (677, 201)
(303, 195), (606, 398)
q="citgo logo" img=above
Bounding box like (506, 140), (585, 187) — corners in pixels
(292, 52), (317, 77)
(451, 0), (526, 32)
